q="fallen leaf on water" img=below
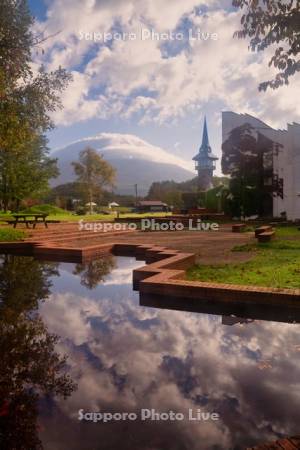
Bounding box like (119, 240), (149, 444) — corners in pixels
(257, 360), (272, 370)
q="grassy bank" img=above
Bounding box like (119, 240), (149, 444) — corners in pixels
(45, 211), (172, 222)
(187, 235), (300, 289)
(274, 225), (300, 237)
(0, 228), (26, 241)
(0, 205), (172, 223)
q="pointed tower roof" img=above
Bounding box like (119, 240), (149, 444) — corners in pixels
(193, 116), (218, 162)
(201, 116), (210, 150)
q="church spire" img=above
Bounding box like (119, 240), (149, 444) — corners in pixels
(201, 116), (210, 150)
(192, 115), (218, 190)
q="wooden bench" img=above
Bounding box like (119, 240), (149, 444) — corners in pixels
(232, 223), (246, 233)
(9, 219), (47, 229)
(257, 231), (275, 243)
(255, 225), (273, 238)
(8, 214), (49, 228)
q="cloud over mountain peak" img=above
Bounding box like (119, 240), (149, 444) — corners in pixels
(53, 132), (194, 194)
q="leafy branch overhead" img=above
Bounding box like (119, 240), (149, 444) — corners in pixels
(233, 0), (300, 90)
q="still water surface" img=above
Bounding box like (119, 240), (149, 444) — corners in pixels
(0, 254), (299, 449)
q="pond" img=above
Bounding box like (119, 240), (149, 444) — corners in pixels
(0, 254), (299, 450)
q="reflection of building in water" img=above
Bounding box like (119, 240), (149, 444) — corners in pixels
(222, 315), (254, 326)
(222, 112), (300, 220)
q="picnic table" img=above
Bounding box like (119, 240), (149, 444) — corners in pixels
(10, 213), (49, 228)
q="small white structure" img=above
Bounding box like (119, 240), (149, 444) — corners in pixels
(222, 112), (300, 221)
(108, 202), (120, 209)
(85, 202), (97, 207)
(85, 201), (97, 213)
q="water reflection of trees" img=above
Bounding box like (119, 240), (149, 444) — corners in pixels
(0, 255), (76, 450)
(73, 255), (116, 289)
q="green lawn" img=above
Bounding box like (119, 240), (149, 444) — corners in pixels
(45, 211), (172, 222)
(187, 238), (300, 289)
(47, 212), (116, 221)
(0, 228), (26, 241)
(0, 210), (171, 223)
(274, 225), (300, 237)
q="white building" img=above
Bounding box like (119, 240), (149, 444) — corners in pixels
(222, 112), (300, 221)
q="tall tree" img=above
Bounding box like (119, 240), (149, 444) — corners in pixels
(72, 147), (116, 214)
(0, 134), (59, 211)
(233, 0), (300, 90)
(0, 0), (71, 211)
(222, 123), (283, 217)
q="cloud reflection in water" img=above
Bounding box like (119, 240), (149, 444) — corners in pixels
(37, 256), (300, 449)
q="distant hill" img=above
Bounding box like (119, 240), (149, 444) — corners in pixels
(51, 133), (194, 196)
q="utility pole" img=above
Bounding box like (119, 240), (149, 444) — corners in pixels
(134, 184), (138, 207)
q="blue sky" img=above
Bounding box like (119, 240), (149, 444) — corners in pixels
(29, 0), (300, 175)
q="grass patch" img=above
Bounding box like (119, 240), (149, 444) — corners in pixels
(187, 238), (300, 289)
(232, 243), (257, 252)
(20, 204), (68, 215)
(1, 209), (172, 223)
(45, 211), (172, 222)
(0, 228), (25, 241)
(273, 225), (300, 237)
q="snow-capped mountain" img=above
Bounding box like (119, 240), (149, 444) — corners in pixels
(52, 133), (194, 195)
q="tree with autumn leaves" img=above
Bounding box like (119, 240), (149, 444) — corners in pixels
(0, 0), (71, 211)
(72, 147), (116, 214)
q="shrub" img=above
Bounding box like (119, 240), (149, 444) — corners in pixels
(0, 229), (25, 241)
(75, 206), (86, 215)
(19, 204), (67, 215)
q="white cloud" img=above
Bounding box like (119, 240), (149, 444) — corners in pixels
(54, 132), (194, 171)
(33, 0), (300, 128)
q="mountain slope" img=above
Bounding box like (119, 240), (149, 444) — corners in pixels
(52, 133), (194, 195)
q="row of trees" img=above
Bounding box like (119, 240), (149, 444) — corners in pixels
(147, 177), (229, 209)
